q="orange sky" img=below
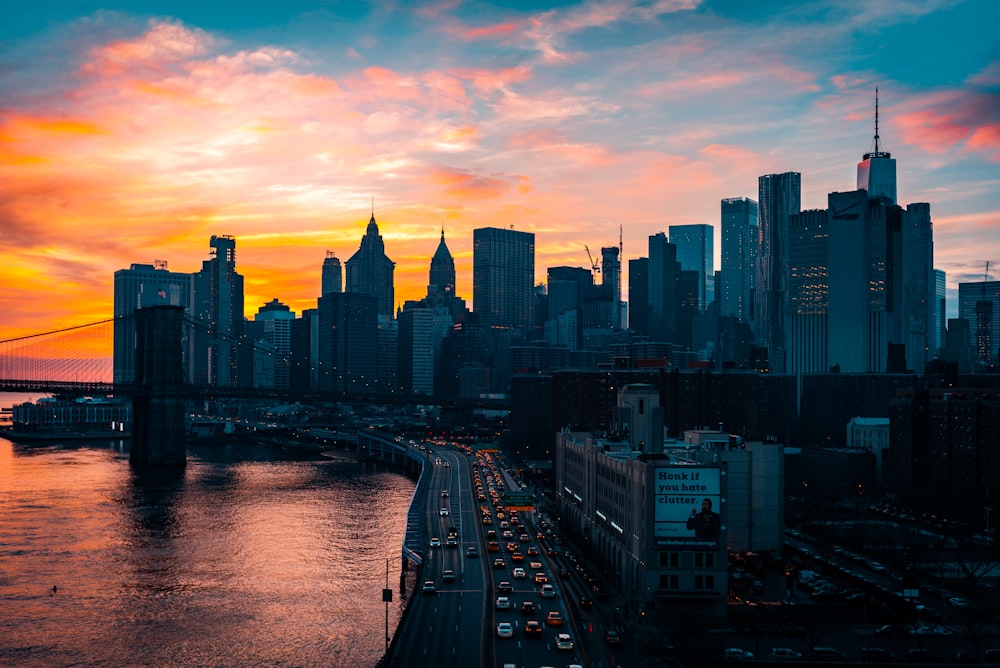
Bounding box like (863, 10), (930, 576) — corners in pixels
(1, 4), (997, 342)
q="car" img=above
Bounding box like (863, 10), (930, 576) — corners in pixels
(497, 581), (512, 594)
(530, 562), (543, 570)
(421, 581), (436, 594)
(496, 596), (511, 609)
(488, 541), (500, 552)
(520, 600), (536, 615)
(605, 629), (621, 645)
(948, 596), (971, 608)
(466, 546), (478, 558)
(546, 611), (563, 626)
(445, 537), (457, 548)
(440, 490), (449, 497)
(527, 546), (539, 556)
(439, 508), (449, 516)
(540, 584), (556, 598)
(429, 537), (441, 547)
(442, 569), (455, 582)
(555, 633), (574, 651)
(534, 572), (548, 584)
(811, 646), (848, 660)
(511, 552), (524, 562)
(859, 648), (894, 663)
(496, 622), (513, 638)
(524, 619), (543, 635)
(723, 648), (753, 660)
(494, 558), (506, 569)
(443, 462), (450, 468)
(769, 647), (802, 660)
(513, 567), (526, 579)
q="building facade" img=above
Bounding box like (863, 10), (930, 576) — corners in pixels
(719, 197), (758, 323)
(345, 214), (395, 320)
(473, 227), (535, 332)
(669, 224), (714, 312)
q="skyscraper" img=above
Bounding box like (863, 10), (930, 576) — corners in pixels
(757, 172), (802, 373)
(720, 197), (758, 323)
(785, 209), (829, 375)
(647, 232), (681, 343)
(857, 88), (897, 204)
(317, 292), (378, 393)
(113, 261), (192, 384)
(668, 224), (714, 312)
(428, 228), (456, 299)
(192, 235), (245, 387)
(600, 245), (622, 328)
(628, 257), (649, 335)
(933, 269), (946, 357)
(249, 298), (295, 389)
(321, 251), (341, 296)
(473, 227), (534, 331)
(346, 212), (395, 320)
(958, 279), (1000, 369)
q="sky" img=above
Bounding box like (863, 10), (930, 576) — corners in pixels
(1, 0), (997, 341)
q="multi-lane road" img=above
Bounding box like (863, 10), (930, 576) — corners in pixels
(388, 444), (595, 668)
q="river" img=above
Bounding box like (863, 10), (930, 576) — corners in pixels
(0, 423), (417, 668)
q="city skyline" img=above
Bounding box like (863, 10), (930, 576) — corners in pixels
(1, 0), (997, 338)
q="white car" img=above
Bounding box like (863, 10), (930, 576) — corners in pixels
(496, 596), (510, 609)
(497, 622), (514, 638)
(723, 648), (753, 660)
(512, 567), (526, 579)
(429, 537), (441, 547)
(540, 584), (555, 598)
(555, 633), (574, 651)
(440, 508), (449, 516)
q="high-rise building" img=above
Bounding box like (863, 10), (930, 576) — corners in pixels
(346, 213), (395, 320)
(933, 269), (946, 358)
(785, 209), (829, 375)
(647, 233), (681, 343)
(113, 261), (192, 384)
(901, 202), (934, 372)
(398, 306), (435, 395)
(249, 298), (295, 389)
(628, 258), (649, 335)
(856, 88), (897, 204)
(958, 279), (1000, 369)
(668, 224), (714, 312)
(756, 172), (801, 373)
(428, 228), (456, 299)
(601, 245), (622, 328)
(321, 251), (341, 296)
(191, 235), (245, 387)
(317, 292), (378, 393)
(473, 227), (535, 331)
(720, 197), (758, 323)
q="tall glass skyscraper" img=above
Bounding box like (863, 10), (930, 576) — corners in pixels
(473, 227), (535, 331)
(321, 251), (341, 296)
(720, 197), (758, 323)
(757, 172), (801, 373)
(668, 224), (714, 312)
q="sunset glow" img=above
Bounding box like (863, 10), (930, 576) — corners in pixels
(1, 1), (997, 340)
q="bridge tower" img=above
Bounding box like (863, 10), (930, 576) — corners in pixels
(130, 305), (187, 468)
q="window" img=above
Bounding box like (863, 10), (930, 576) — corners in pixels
(659, 552), (679, 568)
(694, 552), (714, 568)
(660, 574), (679, 589)
(694, 575), (715, 590)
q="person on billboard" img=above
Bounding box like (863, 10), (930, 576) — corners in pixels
(687, 498), (720, 539)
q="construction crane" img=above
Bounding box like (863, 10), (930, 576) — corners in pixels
(585, 245), (600, 275)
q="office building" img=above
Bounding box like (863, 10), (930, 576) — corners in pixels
(316, 292), (378, 394)
(933, 269), (946, 358)
(191, 235), (245, 387)
(346, 213), (395, 320)
(756, 172), (801, 373)
(647, 233), (681, 344)
(473, 227), (534, 331)
(321, 251), (341, 296)
(856, 88), (897, 204)
(428, 228), (456, 299)
(601, 245), (623, 328)
(719, 198), (758, 324)
(248, 298), (295, 389)
(113, 261), (192, 384)
(628, 258), (649, 335)
(785, 209), (829, 375)
(958, 279), (1000, 369)
(669, 224), (714, 312)
(398, 306), (435, 395)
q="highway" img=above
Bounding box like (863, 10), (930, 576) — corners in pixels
(388, 444), (590, 668)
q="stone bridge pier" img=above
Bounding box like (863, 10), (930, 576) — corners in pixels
(130, 305), (187, 468)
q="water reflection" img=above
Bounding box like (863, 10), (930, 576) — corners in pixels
(0, 436), (415, 667)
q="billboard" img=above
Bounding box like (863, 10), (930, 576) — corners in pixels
(653, 466), (722, 550)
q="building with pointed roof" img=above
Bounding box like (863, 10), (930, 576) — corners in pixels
(345, 212), (395, 319)
(428, 228), (455, 299)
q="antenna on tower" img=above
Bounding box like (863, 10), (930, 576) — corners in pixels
(865, 86), (890, 160)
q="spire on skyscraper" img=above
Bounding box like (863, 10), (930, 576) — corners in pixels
(864, 86), (891, 160)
